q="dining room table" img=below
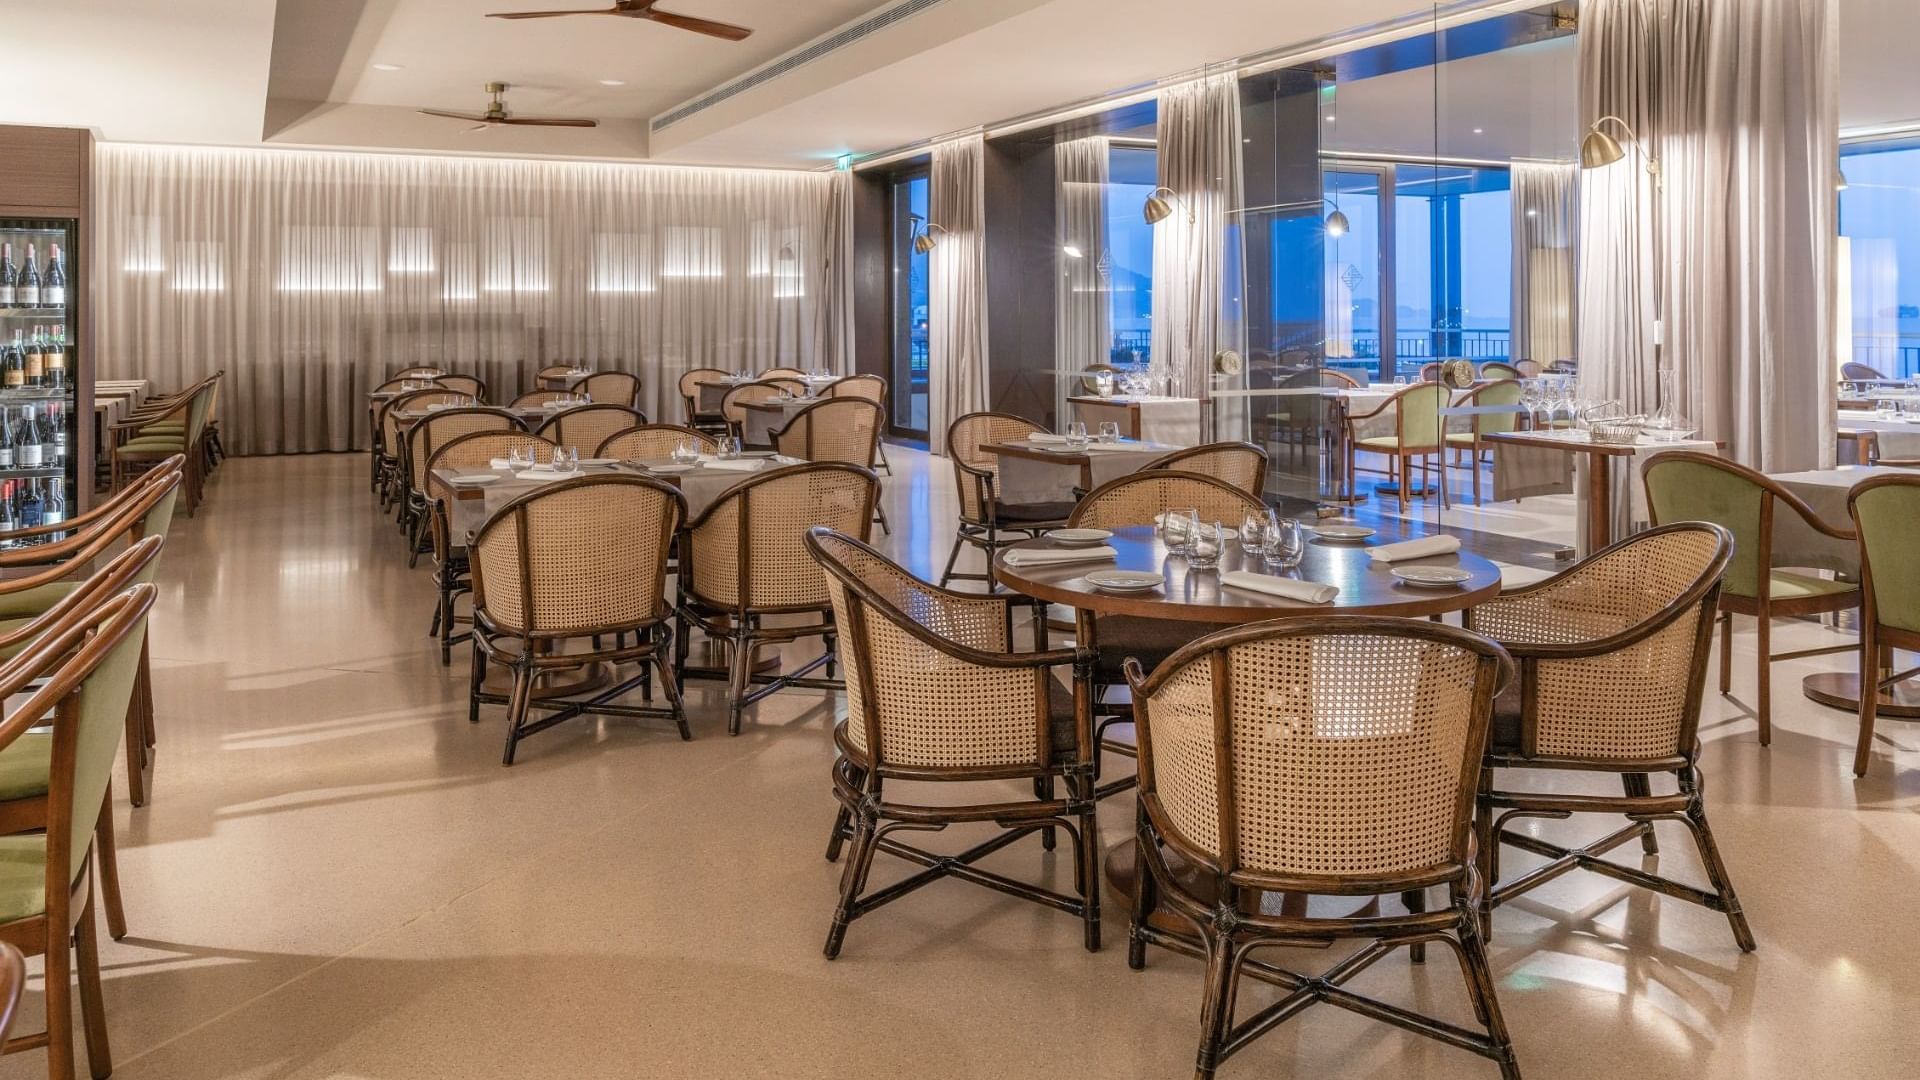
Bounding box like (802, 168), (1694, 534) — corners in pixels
(1767, 463), (1920, 719)
(739, 396), (822, 447)
(993, 519), (1505, 919)
(1483, 428), (1721, 557)
(697, 372), (838, 414)
(1067, 395), (1202, 447)
(980, 436), (1178, 505)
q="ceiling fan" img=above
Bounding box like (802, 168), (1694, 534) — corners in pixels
(417, 83), (597, 132)
(486, 1), (753, 41)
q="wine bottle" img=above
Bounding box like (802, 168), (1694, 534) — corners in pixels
(41, 244), (64, 307)
(15, 243), (38, 306)
(2, 330), (21, 390)
(18, 480), (43, 531)
(42, 477), (64, 541)
(0, 482), (16, 539)
(22, 328), (42, 388)
(43, 326), (64, 389)
(38, 403), (57, 466)
(49, 403), (66, 466)
(0, 408), (15, 469)
(15, 407), (41, 468)
(0, 243), (14, 306)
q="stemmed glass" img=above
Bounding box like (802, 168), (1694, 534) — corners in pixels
(1521, 380), (1545, 429)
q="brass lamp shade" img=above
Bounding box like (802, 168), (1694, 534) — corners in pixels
(1325, 208), (1350, 237)
(1579, 124), (1627, 169)
(912, 232), (936, 255)
(1143, 187), (1177, 225)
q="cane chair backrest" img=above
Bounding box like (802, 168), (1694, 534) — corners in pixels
(596, 424), (718, 460)
(773, 399), (881, 467)
(1068, 470), (1264, 529)
(684, 464), (877, 612)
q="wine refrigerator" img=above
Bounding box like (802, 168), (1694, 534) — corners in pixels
(0, 218), (78, 532)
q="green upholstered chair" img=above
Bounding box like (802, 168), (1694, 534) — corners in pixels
(1479, 362), (1521, 381)
(111, 375), (216, 515)
(0, 582), (157, 1080)
(1644, 451), (1861, 746)
(1446, 379), (1526, 505)
(1342, 380), (1450, 511)
(1847, 474), (1920, 775)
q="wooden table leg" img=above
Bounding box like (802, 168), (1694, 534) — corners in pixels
(1586, 453), (1614, 555)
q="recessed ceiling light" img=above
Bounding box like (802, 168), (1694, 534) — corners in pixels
(598, 79), (626, 86)
(372, 63), (403, 72)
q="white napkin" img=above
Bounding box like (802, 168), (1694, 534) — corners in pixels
(488, 458), (511, 469)
(1026, 432), (1073, 445)
(700, 458), (761, 472)
(1220, 570), (1339, 604)
(772, 454), (806, 465)
(1098, 441), (1170, 453)
(1002, 545), (1118, 568)
(1366, 535), (1462, 563)
(512, 469), (568, 482)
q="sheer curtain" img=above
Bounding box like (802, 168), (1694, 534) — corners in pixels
(95, 143), (844, 454)
(1579, 0), (1837, 471)
(1151, 74), (1246, 424)
(1510, 161), (1578, 368)
(1055, 133), (1110, 424)
(926, 134), (989, 456)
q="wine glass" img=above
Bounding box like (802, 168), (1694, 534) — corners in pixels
(1521, 380), (1545, 428)
(1098, 421), (1121, 443)
(1065, 421), (1089, 449)
(1264, 517), (1305, 569)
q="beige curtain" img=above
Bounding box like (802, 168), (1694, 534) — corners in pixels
(94, 143), (841, 454)
(1579, 0), (1837, 471)
(927, 134), (989, 456)
(1511, 161), (1578, 368)
(1151, 74), (1247, 416)
(1055, 133), (1111, 424)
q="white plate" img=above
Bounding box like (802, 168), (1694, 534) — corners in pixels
(1391, 565), (1473, 588)
(1050, 528), (1113, 547)
(449, 474), (498, 486)
(647, 463), (696, 474)
(1311, 525), (1376, 541)
(1085, 570), (1162, 593)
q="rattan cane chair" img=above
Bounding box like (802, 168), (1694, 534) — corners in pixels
(534, 404), (648, 453)
(1125, 617), (1519, 1080)
(534, 364), (574, 381)
(679, 368), (731, 433)
(402, 407), (523, 565)
(938, 412), (1074, 588)
(1512, 359), (1544, 378)
(377, 389), (474, 510)
(0, 583), (158, 1080)
(469, 475), (690, 765)
(1342, 381), (1449, 511)
(422, 431), (559, 666)
(1271, 369), (1352, 467)
(1140, 441), (1269, 498)
(806, 527), (1099, 958)
(1645, 452), (1860, 746)
(1847, 474), (1920, 775)
(825, 374), (892, 472)
(389, 366), (445, 380)
(581, 371), (642, 408)
(761, 367), (806, 380)
(434, 374), (488, 401)
(719, 382), (787, 442)
(773, 398), (889, 534)
(1841, 361), (1887, 383)
(596, 424), (718, 460)
(1068, 470), (1265, 533)
(511, 390), (572, 409)
(1464, 522), (1753, 952)
(676, 464), (877, 736)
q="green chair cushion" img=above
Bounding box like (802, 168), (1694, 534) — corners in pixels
(117, 438), (188, 454)
(139, 423), (186, 433)
(1769, 570), (1855, 601)
(0, 733), (50, 802)
(1357, 436), (1403, 451)
(1444, 432), (1479, 446)
(0, 582), (76, 620)
(1855, 482), (1920, 634)
(0, 835), (47, 922)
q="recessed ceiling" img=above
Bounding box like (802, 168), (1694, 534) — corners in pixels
(0, 0), (1913, 168)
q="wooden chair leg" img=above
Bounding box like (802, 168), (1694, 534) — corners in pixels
(1191, 930), (1239, 1080)
(1623, 773), (1658, 854)
(1755, 611), (1772, 746)
(94, 785), (128, 942)
(1856, 622), (1880, 776)
(75, 889), (112, 1080)
(1719, 612), (1733, 694)
(45, 903), (75, 1080)
(726, 626), (752, 736)
(1471, 442), (1483, 504)
(500, 658), (534, 766)
(123, 691), (149, 809)
(1679, 768), (1757, 952)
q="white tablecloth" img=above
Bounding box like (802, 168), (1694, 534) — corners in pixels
(1070, 397), (1202, 447)
(741, 399), (815, 447)
(1768, 465), (1913, 575)
(435, 457), (795, 542)
(993, 441), (1174, 505)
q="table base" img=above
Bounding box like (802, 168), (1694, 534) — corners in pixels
(1803, 672), (1920, 718)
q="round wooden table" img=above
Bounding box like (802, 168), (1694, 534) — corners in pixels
(993, 522), (1506, 919)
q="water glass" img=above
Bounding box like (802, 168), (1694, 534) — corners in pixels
(1394, 375), (1409, 387)
(1097, 421), (1121, 443)
(1878, 398), (1901, 420)
(1240, 509), (1274, 549)
(1264, 518), (1305, 569)
(1065, 421), (1089, 449)
(1095, 371), (1114, 399)
(1160, 506), (1196, 555)
(507, 445), (530, 471)
(1187, 519), (1226, 571)
(672, 439), (700, 465)
(719, 436), (742, 460)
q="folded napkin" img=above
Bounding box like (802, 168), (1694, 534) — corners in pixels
(1366, 535), (1462, 563)
(1026, 432), (1073, 445)
(1002, 545), (1117, 568)
(700, 458), (761, 472)
(512, 469), (568, 482)
(489, 458), (511, 469)
(772, 454), (806, 465)
(1220, 570), (1338, 604)
(1097, 441), (1171, 453)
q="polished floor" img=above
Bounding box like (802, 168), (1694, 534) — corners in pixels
(8, 448), (1917, 1079)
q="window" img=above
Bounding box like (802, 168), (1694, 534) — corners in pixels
(1103, 145), (1157, 368)
(1840, 139), (1920, 379)
(1394, 165), (1510, 372)
(889, 172), (930, 436)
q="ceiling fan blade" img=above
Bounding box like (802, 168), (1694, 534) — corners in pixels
(487, 9), (623, 18)
(419, 108), (490, 122)
(639, 8), (753, 40)
(502, 117), (601, 127)
(467, 124), (494, 134)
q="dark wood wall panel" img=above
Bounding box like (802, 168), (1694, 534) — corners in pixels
(983, 136), (1058, 429)
(0, 125), (88, 218)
